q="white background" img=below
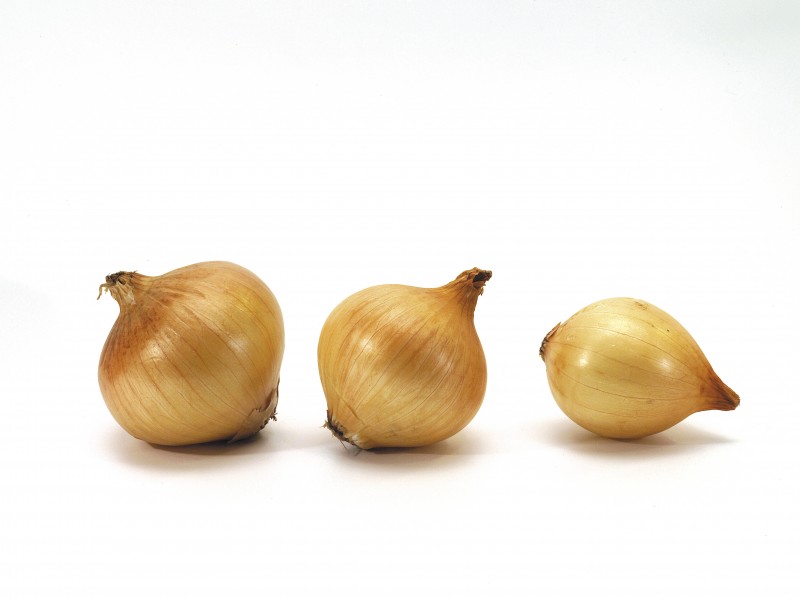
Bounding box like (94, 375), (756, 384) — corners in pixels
(2, 1), (798, 598)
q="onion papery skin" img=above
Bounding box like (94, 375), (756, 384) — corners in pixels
(539, 297), (739, 439)
(98, 261), (284, 446)
(318, 268), (491, 450)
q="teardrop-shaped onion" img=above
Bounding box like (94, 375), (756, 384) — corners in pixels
(98, 261), (284, 446)
(318, 268), (492, 449)
(539, 297), (739, 439)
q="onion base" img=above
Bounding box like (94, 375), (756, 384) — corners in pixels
(229, 383), (280, 443)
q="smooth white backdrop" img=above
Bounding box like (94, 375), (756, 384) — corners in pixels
(2, 1), (798, 598)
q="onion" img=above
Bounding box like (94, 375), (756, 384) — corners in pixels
(539, 297), (739, 439)
(318, 268), (492, 449)
(97, 261), (284, 446)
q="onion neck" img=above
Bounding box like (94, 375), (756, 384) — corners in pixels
(97, 271), (149, 311)
(703, 372), (741, 411)
(439, 268), (492, 311)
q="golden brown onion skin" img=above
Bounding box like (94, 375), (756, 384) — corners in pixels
(98, 261), (284, 446)
(318, 269), (491, 449)
(540, 297), (739, 439)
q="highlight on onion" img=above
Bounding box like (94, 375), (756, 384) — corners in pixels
(539, 297), (739, 439)
(97, 261), (284, 446)
(318, 268), (492, 450)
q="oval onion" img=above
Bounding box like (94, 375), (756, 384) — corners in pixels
(97, 261), (284, 446)
(318, 268), (492, 449)
(539, 297), (739, 439)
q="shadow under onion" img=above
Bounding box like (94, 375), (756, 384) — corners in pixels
(532, 418), (736, 459)
(103, 418), (333, 471)
(103, 427), (272, 471)
(324, 427), (492, 472)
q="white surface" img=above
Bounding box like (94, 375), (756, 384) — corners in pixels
(2, 1), (798, 598)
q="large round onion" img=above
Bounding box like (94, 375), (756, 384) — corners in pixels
(97, 261), (284, 446)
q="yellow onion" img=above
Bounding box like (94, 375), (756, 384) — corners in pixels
(539, 297), (739, 439)
(97, 261), (284, 446)
(318, 268), (492, 449)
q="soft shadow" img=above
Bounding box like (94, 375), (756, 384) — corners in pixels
(105, 421), (338, 471)
(324, 428), (489, 472)
(532, 419), (736, 459)
(104, 427), (277, 472)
